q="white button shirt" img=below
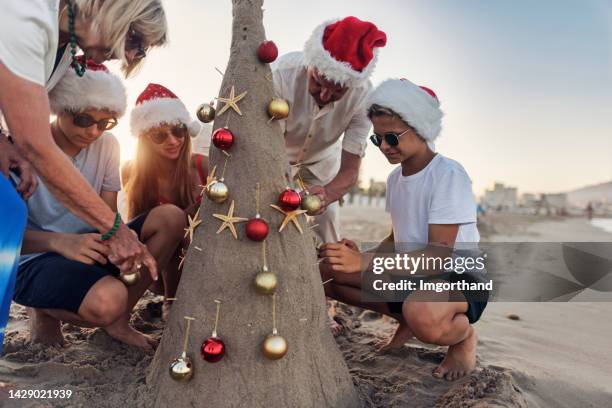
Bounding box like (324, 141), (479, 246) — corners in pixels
(272, 52), (372, 183)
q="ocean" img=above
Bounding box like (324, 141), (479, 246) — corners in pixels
(591, 218), (612, 234)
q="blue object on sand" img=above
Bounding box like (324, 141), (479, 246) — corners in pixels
(0, 175), (27, 354)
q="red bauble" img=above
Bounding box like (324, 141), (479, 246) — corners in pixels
(257, 41), (278, 63)
(278, 188), (301, 211)
(245, 217), (269, 241)
(211, 128), (234, 151)
(201, 337), (225, 363)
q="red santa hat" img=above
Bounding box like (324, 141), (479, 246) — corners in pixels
(130, 83), (201, 138)
(368, 78), (444, 142)
(303, 16), (387, 86)
(49, 56), (126, 117)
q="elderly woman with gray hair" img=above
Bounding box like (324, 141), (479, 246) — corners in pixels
(0, 0), (168, 352)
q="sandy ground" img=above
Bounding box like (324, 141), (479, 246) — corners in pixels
(1, 207), (611, 407)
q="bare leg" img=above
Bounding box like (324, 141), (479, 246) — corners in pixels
(105, 204), (185, 350)
(402, 295), (477, 381)
(27, 308), (66, 346)
(377, 320), (414, 353)
(433, 325), (477, 381)
(36, 276), (149, 348)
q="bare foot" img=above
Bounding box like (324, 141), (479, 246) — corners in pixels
(433, 326), (477, 381)
(327, 315), (344, 337)
(104, 318), (158, 353)
(27, 308), (67, 347)
(326, 298), (344, 336)
(377, 321), (413, 353)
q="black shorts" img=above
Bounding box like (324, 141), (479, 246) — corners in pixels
(386, 272), (489, 324)
(13, 213), (149, 314)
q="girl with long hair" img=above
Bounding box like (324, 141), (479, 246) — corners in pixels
(122, 83), (208, 318)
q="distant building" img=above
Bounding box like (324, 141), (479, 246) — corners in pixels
(520, 193), (538, 208)
(539, 193), (568, 215)
(482, 182), (517, 211)
(368, 179), (386, 197)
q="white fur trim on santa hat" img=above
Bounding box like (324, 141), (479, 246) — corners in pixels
(130, 98), (199, 137)
(303, 19), (379, 87)
(49, 70), (127, 117)
(368, 78), (444, 142)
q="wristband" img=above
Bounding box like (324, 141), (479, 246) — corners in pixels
(101, 212), (122, 241)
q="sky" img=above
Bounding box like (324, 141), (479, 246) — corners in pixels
(107, 0), (612, 198)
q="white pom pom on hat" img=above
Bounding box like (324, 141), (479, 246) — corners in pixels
(368, 78), (444, 142)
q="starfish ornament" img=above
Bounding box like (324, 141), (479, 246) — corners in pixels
(270, 204), (308, 234)
(178, 247), (188, 270)
(213, 200), (248, 239)
(216, 86), (247, 116)
(200, 165), (218, 195)
(184, 207), (202, 242)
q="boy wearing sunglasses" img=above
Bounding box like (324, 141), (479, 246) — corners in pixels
(319, 78), (487, 381)
(12, 60), (185, 351)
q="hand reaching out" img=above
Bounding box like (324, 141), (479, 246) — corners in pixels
(0, 137), (37, 199)
(53, 233), (110, 265)
(318, 241), (362, 273)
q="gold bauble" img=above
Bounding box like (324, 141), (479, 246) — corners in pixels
(206, 180), (229, 203)
(254, 270), (278, 295)
(119, 270), (140, 286)
(267, 98), (289, 120)
(262, 334), (288, 360)
(169, 354), (193, 381)
(301, 194), (322, 215)
(196, 103), (215, 123)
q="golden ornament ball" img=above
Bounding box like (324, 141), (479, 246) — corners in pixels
(206, 180), (229, 203)
(301, 194), (322, 215)
(169, 354), (193, 381)
(119, 270), (140, 286)
(267, 98), (289, 120)
(196, 102), (215, 123)
(262, 334), (288, 360)
(254, 270), (278, 295)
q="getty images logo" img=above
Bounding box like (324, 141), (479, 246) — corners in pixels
(562, 243), (612, 294)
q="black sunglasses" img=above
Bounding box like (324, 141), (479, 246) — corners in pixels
(148, 124), (187, 144)
(72, 113), (118, 131)
(125, 29), (147, 61)
(369, 129), (411, 147)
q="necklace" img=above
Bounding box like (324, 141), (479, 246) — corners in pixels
(67, 0), (86, 77)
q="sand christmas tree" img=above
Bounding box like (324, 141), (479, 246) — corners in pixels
(145, 1), (361, 406)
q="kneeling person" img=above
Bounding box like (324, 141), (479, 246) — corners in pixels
(319, 78), (487, 381)
(13, 59), (185, 351)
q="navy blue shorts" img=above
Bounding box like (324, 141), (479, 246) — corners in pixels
(386, 272), (489, 324)
(13, 213), (149, 314)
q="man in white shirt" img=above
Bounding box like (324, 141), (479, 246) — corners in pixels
(272, 16), (387, 244)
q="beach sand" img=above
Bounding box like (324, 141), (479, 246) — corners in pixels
(1, 208), (611, 407)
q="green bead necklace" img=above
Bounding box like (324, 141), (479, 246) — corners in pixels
(67, 0), (86, 77)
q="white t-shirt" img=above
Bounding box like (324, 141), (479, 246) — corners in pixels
(0, 0), (71, 132)
(0, 0), (61, 87)
(385, 154), (479, 250)
(19, 132), (121, 265)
